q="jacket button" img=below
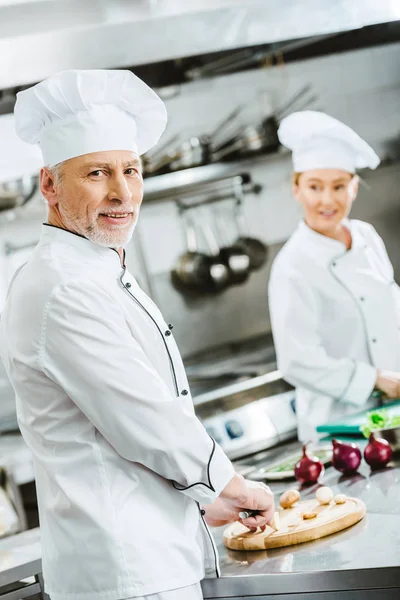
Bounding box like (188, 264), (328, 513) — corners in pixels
(181, 389), (189, 396)
(360, 297), (365, 302)
(165, 330), (172, 337)
(200, 509), (206, 516)
(332, 262), (336, 267)
(168, 323), (174, 330)
(125, 282), (132, 289)
(372, 338), (377, 343)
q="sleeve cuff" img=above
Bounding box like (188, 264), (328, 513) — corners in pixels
(340, 362), (377, 407)
(178, 442), (236, 505)
(207, 442), (236, 499)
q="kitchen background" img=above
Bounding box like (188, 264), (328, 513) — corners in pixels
(1, 0), (400, 528)
(1, 38), (400, 356)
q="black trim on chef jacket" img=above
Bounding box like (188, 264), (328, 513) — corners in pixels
(120, 270), (180, 396)
(120, 270), (218, 491)
(171, 436), (216, 493)
(43, 223), (87, 240)
(42, 223), (126, 265)
(171, 436), (221, 577)
(173, 439), (220, 578)
(42, 225), (220, 573)
(121, 271), (220, 575)
(198, 500), (220, 578)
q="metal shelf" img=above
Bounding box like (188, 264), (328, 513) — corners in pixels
(142, 148), (290, 203)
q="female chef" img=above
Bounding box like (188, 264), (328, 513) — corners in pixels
(269, 111), (400, 441)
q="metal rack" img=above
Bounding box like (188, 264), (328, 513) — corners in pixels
(142, 149), (288, 203)
(174, 175), (260, 213)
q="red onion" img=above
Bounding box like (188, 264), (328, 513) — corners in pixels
(332, 438), (361, 474)
(294, 443), (324, 484)
(364, 432), (393, 470)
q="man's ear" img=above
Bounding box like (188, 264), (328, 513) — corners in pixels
(40, 168), (58, 207)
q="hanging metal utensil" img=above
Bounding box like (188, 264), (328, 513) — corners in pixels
(259, 117), (280, 150)
(233, 184), (268, 271)
(171, 211), (212, 293)
(274, 84), (313, 121)
(211, 120), (280, 162)
(143, 133), (182, 175)
(0, 175), (38, 212)
(199, 216), (230, 292)
(206, 105), (244, 150)
(170, 136), (207, 171)
(276, 94), (319, 122)
(148, 105), (244, 175)
(170, 105), (244, 171)
(145, 133), (181, 162)
(214, 208), (250, 285)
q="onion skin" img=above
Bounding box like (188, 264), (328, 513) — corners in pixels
(332, 439), (361, 474)
(364, 432), (393, 470)
(294, 443), (324, 484)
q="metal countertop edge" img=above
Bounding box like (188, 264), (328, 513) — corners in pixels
(201, 566), (400, 597)
(0, 558), (42, 588)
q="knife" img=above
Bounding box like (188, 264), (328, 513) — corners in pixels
(239, 510), (280, 530)
(239, 510), (258, 519)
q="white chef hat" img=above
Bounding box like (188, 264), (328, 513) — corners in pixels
(14, 69), (167, 167)
(278, 110), (380, 174)
(0, 114), (43, 183)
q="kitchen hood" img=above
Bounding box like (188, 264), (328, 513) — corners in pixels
(1, 0), (400, 91)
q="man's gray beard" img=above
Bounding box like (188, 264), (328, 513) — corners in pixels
(59, 207), (139, 248)
(85, 220), (138, 248)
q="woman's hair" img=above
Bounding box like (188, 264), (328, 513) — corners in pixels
(292, 172), (301, 185)
(292, 171), (356, 185)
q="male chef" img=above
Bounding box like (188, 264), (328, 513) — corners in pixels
(0, 70), (274, 600)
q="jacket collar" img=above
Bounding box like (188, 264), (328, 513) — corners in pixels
(38, 224), (124, 272)
(296, 219), (364, 264)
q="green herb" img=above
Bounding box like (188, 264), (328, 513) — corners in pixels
(360, 409), (400, 438)
(265, 450), (331, 473)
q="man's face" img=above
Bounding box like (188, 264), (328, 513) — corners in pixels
(41, 150), (144, 248)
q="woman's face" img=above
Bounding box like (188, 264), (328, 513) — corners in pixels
(293, 169), (358, 236)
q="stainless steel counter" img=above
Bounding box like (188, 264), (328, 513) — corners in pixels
(0, 528), (42, 599)
(202, 443), (400, 598)
(1, 445), (399, 599)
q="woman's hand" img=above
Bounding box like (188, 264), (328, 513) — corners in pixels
(375, 370), (400, 398)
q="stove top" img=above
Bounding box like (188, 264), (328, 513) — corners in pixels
(185, 334), (277, 397)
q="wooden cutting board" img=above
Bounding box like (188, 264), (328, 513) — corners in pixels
(223, 497), (366, 551)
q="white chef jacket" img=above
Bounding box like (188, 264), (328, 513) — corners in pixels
(0, 225), (235, 600)
(269, 219), (400, 441)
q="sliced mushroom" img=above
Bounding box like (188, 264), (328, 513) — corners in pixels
(302, 512), (318, 520)
(279, 489), (300, 509)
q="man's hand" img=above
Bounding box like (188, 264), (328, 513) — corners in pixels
(375, 370), (400, 399)
(201, 474), (275, 531)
